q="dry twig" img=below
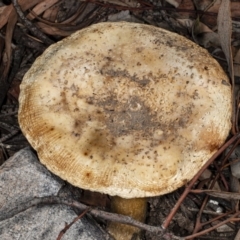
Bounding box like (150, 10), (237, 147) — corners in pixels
(56, 208), (92, 240)
(12, 0), (54, 45)
(162, 133), (240, 230)
(0, 196), (183, 240)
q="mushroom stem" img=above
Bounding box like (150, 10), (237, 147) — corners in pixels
(107, 196), (147, 240)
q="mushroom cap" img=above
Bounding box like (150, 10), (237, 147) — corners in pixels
(18, 22), (232, 198)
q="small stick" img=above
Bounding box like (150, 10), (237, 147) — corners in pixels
(162, 133), (240, 229)
(11, 0), (54, 45)
(0, 128), (19, 143)
(1, 196), (183, 240)
(56, 208), (91, 240)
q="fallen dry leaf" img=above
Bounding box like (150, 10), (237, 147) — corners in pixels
(3, 8), (17, 80)
(217, 0), (233, 77)
(0, 5), (14, 29)
(42, 4), (59, 22)
(19, 0), (43, 12)
(0, 0), (44, 29)
(79, 0), (139, 7)
(210, 2), (240, 19)
(27, 0), (59, 20)
(217, 0), (236, 133)
(193, 0), (218, 11)
(36, 22), (75, 36)
(192, 17), (220, 47)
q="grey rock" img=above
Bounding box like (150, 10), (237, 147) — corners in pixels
(0, 148), (64, 216)
(0, 148), (108, 240)
(0, 204), (107, 240)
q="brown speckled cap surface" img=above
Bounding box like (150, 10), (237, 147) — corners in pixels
(18, 22), (232, 198)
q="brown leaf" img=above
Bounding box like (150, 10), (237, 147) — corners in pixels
(0, 0), (43, 29)
(192, 18), (220, 48)
(19, 0), (42, 10)
(0, 5), (13, 29)
(193, 0), (217, 11)
(3, 8), (17, 79)
(80, 0), (139, 7)
(210, 2), (240, 19)
(217, 0), (233, 78)
(36, 22), (75, 36)
(217, 0), (235, 133)
(42, 4), (59, 22)
(27, 0), (60, 20)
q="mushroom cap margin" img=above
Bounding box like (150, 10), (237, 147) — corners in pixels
(18, 22), (232, 198)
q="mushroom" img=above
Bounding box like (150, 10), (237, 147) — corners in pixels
(18, 22), (232, 239)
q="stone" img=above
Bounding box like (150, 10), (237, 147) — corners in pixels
(0, 148), (109, 240)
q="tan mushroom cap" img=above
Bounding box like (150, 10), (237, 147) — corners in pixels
(18, 22), (232, 198)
